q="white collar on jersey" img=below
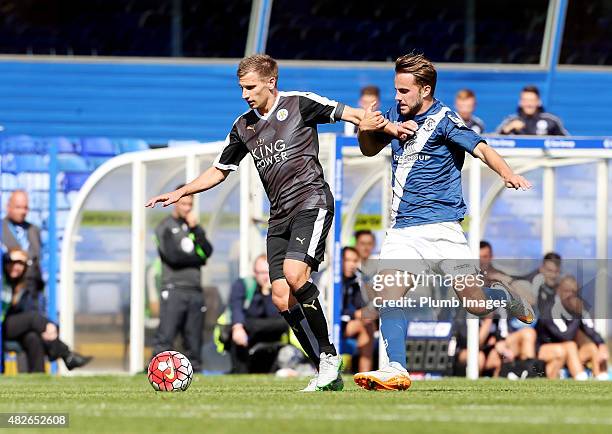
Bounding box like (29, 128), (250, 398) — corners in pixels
(254, 92), (281, 120)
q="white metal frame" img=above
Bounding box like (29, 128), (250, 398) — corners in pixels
(59, 143), (225, 374)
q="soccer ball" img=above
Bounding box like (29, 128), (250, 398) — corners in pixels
(147, 350), (193, 392)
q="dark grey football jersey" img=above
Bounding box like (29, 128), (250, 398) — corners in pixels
(214, 91), (345, 228)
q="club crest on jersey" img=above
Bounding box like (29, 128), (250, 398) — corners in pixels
(276, 109), (289, 121)
(448, 113), (467, 129)
(423, 117), (437, 132)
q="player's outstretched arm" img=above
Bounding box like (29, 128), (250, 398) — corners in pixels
(145, 166), (230, 208)
(473, 142), (532, 190)
(357, 102), (417, 156)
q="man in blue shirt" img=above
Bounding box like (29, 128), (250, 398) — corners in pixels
(355, 53), (535, 391)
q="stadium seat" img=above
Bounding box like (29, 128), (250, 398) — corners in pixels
(46, 137), (76, 154)
(1, 154), (17, 173)
(86, 156), (112, 171)
(0, 135), (39, 154)
(1, 173), (18, 190)
(79, 138), (118, 156)
(62, 172), (90, 192)
(57, 154), (89, 172)
(15, 154), (50, 173)
(118, 139), (149, 153)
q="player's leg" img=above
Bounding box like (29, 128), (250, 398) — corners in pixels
(354, 228), (417, 391)
(435, 222), (534, 323)
(283, 208), (343, 390)
(267, 230), (323, 391)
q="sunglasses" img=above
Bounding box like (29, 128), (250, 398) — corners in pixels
(8, 260), (27, 266)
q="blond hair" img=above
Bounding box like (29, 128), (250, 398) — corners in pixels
(237, 54), (278, 83)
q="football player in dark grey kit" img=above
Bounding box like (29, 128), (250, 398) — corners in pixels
(146, 54), (410, 391)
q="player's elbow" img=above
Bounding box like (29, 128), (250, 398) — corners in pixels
(359, 144), (378, 157)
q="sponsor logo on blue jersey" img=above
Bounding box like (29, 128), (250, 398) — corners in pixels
(385, 99), (485, 228)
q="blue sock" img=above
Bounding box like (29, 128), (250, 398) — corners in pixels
(483, 286), (510, 303)
(475, 286), (511, 316)
(379, 307), (408, 369)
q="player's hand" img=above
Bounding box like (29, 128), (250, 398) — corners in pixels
(502, 119), (525, 134)
(504, 174), (532, 190)
(232, 324), (249, 347)
(185, 212), (198, 228)
(397, 120), (418, 140)
(358, 101), (388, 133)
(145, 189), (184, 208)
(496, 342), (515, 362)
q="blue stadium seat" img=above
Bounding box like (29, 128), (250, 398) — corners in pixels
(0, 135), (39, 154)
(45, 137), (76, 154)
(57, 154), (89, 172)
(118, 139), (149, 153)
(1, 153), (17, 173)
(1, 173), (18, 190)
(62, 172), (90, 192)
(79, 137), (118, 156)
(86, 156), (112, 171)
(15, 154), (50, 173)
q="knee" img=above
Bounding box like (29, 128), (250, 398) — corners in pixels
(524, 327), (537, 341)
(563, 341), (578, 352)
(555, 346), (567, 360)
(272, 292), (289, 312)
(283, 268), (307, 290)
(21, 331), (43, 349)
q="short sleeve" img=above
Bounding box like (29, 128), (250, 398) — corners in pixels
(445, 111), (484, 155)
(213, 124), (249, 171)
(298, 92), (345, 125)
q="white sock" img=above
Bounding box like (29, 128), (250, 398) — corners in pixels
(575, 371), (589, 381)
(596, 372), (609, 381)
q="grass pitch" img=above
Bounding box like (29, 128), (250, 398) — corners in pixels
(1, 375), (611, 434)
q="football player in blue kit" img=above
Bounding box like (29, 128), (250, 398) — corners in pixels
(355, 53), (535, 391)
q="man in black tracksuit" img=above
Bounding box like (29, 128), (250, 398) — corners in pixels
(152, 186), (213, 371)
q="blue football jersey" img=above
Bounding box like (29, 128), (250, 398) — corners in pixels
(385, 99), (485, 228)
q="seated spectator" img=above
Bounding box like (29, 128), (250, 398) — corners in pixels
(229, 254), (287, 373)
(341, 247), (375, 372)
(561, 276), (609, 380)
(480, 239), (519, 287)
(497, 85), (568, 136)
(454, 89), (485, 134)
(344, 86), (380, 135)
(521, 252), (562, 312)
(493, 318), (537, 366)
(536, 275), (593, 380)
(2, 249), (92, 372)
(454, 315), (502, 377)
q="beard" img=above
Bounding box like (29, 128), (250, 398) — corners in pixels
(399, 94), (424, 119)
